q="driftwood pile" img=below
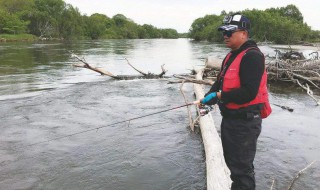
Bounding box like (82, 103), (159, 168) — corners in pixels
(267, 50), (320, 105)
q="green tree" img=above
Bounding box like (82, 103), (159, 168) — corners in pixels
(137, 26), (148, 39)
(112, 14), (128, 27)
(266, 4), (303, 23)
(243, 8), (311, 44)
(189, 14), (223, 41)
(160, 28), (179, 38)
(58, 5), (84, 39)
(0, 8), (28, 34)
(189, 5), (317, 43)
(111, 14), (140, 39)
(0, 0), (34, 15)
(85, 13), (109, 39)
(142, 24), (161, 38)
(27, 0), (65, 37)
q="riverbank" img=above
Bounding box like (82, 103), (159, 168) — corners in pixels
(270, 44), (320, 51)
(0, 34), (37, 42)
(1, 34), (319, 50)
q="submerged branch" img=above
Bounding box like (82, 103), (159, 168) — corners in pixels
(179, 81), (194, 131)
(270, 178), (275, 190)
(287, 160), (317, 190)
(71, 53), (120, 79)
(294, 79), (320, 105)
(124, 57), (147, 76)
(70, 52), (167, 80)
(271, 103), (294, 112)
(167, 74), (214, 86)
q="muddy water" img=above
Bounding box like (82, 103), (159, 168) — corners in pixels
(0, 39), (319, 189)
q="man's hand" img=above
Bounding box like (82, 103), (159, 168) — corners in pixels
(193, 99), (202, 105)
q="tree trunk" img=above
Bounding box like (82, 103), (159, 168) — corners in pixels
(193, 69), (231, 190)
(205, 56), (222, 70)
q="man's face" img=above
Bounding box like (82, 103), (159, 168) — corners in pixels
(222, 30), (247, 50)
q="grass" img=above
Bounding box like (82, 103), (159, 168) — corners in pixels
(0, 34), (37, 42)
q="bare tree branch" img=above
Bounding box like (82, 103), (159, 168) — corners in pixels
(167, 74), (214, 85)
(70, 52), (167, 79)
(287, 160), (317, 190)
(270, 178), (275, 190)
(124, 57), (148, 76)
(294, 79), (320, 105)
(71, 53), (120, 79)
(159, 64), (167, 77)
(179, 81), (194, 131)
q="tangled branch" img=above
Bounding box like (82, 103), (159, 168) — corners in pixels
(267, 50), (320, 105)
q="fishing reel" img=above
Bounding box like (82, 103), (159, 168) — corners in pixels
(199, 104), (214, 116)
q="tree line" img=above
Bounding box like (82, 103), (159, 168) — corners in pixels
(1, 1), (319, 44)
(189, 5), (320, 44)
(0, 0), (179, 40)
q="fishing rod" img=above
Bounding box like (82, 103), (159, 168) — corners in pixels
(271, 103), (294, 112)
(25, 103), (194, 147)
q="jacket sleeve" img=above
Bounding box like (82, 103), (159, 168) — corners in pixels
(205, 81), (219, 97)
(221, 50), (264, 104)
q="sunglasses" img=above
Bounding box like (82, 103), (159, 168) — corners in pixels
(222, 30), (243, 38)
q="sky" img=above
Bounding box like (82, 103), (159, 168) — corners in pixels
(64, 0), (320, 33)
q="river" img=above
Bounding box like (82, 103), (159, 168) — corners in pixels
(0, 39), (319, 190)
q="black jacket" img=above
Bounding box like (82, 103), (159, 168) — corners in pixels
(206, 40), (265, 106)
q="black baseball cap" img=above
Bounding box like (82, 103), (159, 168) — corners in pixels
(218, 13), (251, 32)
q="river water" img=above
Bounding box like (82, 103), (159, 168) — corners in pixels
(0, 39), (319, 190)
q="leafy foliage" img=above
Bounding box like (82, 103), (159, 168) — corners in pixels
(0, 8), (29, 34)
(189, 5), (319, 44)
(0, 0), (179, 40)
(59, 5), (84, 40)
(189, 15), (224, 41)
(1, 2), (318, 43)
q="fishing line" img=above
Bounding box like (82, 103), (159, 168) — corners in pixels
(25, 103), (193, 147)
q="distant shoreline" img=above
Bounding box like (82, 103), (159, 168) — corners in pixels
(269, 44), (320, 51)
(0, 35), (320, 52)
(0, 34), (37, 43)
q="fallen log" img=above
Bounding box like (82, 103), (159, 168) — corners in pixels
(167, 74), (214, 85)
(193, 69), (231, 190)
(73, 62), (120, 79)
(205, 56), (222, 70)
(71, 52), (167, 79)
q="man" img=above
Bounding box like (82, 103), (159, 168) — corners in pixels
(194, 13), (271, 190)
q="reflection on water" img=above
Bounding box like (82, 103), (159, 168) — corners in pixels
(1, 39), (319, 190)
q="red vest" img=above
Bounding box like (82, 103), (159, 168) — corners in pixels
(221, 48), (269, 110)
